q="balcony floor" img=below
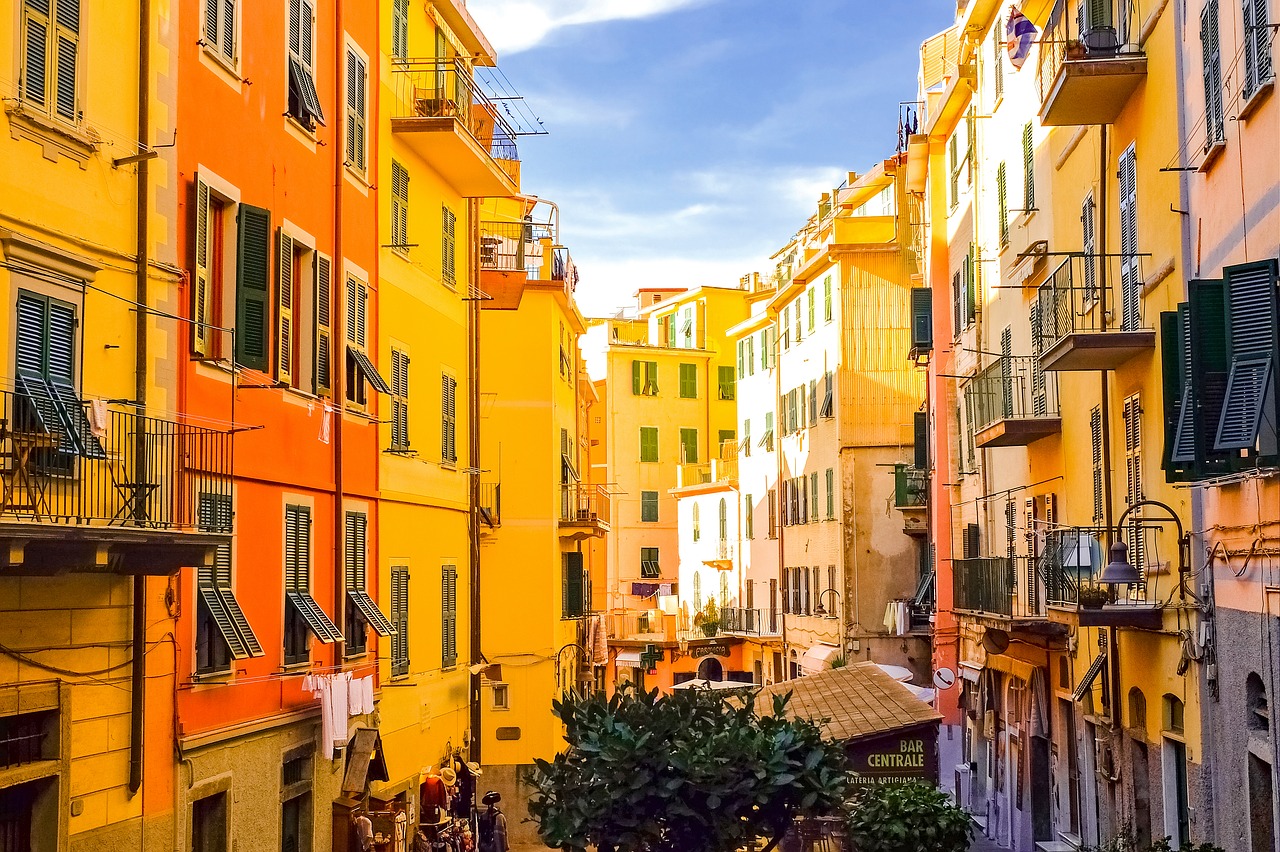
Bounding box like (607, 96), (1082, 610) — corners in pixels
(0, 522), (225, 575)
(1041, 55), (1148, 126)
(1040, 330), (1156, 371)
(976, 416), (1063, 448)
(1048, 603), (1164, 630)
(392, 116), (518, 198)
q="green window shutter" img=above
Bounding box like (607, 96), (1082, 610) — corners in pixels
(1201, 0), (1225, 146)
(1118, 146), (1140, 331)
(562, 553), (585, 618)
(632, 360), (642, 395)
(810, 472), (819, 519)
(718, 365), (735, 400)
(745, 494), (753, 539)
(1082, 194), (1097, 300)
(679, 363), (697, 398)
(641, 490), (658, 522)
(1216, 260), (1279, 451)
(1022, 123), (1035, 212)
(680, 428), (698, 463)
(997, 162), (1008, 245)
(391, 567), (409, 676)
(807, 287), (815, 331)
(952, 272), (963, 337)
(913, 411), (929, 469)
(965, 246), (976, 325)
(1189, 280), (1231, 472)
(826, 468), (835, 518)
(235, 204), (271, 371)
(1091, 406), (1104, 521)
(1164, 308), (1193, 469)
(737, 340), (743, 379)
(824, 276), (833, 322)
(809, 379), (818, 425)
(640, 426), (658, 463)
(442, 565), (457, 668)
(52, 0), (78, 122)
(392, 0), (408, 58)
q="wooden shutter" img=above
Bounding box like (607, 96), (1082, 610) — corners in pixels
(809, 378), (818, 425)
(910, 287), (932, 351)
(826, 468), (835, 518)
(1189, 281), (1231, 470)
(1082, 194), (1097, 299)
(1250, 0), (1272, 91)
(1091, 405), (1104, 522)
(391, 567), (409, 676)
(235, 205), (271, 371)
(284, 505), (307, 592)
(1000, 327), (1013, 417)
(391, 161), (409, 250)
(824, 276), (833, 321)
(997, 162), (1009, 245)
(1022, 122), (1035, 212)
(914, 411), (929, 469)
(963, 523), (981, 559)
(442, 565), (457, 667)
(952, 272), (963, 337)
(1216, 259), (1280, 450)
(355, 279), (368, 348)
(442, 206), (457, 286)
(52, 0), (78, 121)
(276, 231), (294, 384)
(965, 246), (977, 324)
(1201, 0), (1224, 147)
(22, 2), (50, 108)
(345, 50), (367, 171)
(632, 360), (642, 395)
(563, 552), (585, 618)
(1119, 145), (1140, 330)
(392, 0), (408, 58)
(441, 374), (457, 463)
(343, 512), (364, 591)
(993, 17), (1004, 100)
(314, 253), (332, 395)
(192, 175), (211, 356)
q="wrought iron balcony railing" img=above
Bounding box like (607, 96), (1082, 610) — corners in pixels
(720, 607), (781, 636)
(1037, 0), (1148, 126)
(0, 389), (231, 530)
(893, 464), (928, 509)
(953, 556), (1046, 619)
(478, 481), (500, 528)
(560, 484), (610, 526)
(1035, 254), (1155, 370)
(968, 356), (1061, 447)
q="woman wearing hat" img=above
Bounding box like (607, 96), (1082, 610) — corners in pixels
(476, 791), (508, 852)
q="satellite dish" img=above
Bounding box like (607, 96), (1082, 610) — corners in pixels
(982, 629), (1010, 655)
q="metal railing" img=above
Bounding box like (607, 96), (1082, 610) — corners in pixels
(390, 58), (520, 175)
(721, 607), (781, 636)
(893, 464), (928, 508)
(560, 483), (610, 526)
(1037, 0), (1146, 104)
(716, 540), (734, 560)
(678, 457), (738, 487)
(1037, 253), (1150, 352)
(479, 220), (552, 273)
(953, 556), (1046, 619)
(1041, 526), (1157, 607)
(606, 611), (665, 640)
(478, 481), (500, 527)
(969, 356), (1060, 432)
(0, 714), (47, 769)
(0, 389), (232, 529)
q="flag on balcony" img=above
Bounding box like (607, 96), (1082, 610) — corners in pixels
(1006, 6), (1038, 69)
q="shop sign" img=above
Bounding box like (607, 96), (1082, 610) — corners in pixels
(689, 643), (729, 658)
(845, 726), (939, 789)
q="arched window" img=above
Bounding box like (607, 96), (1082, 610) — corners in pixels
(692, 572), (702, 613)
(718, 498), (728, 541)
(1128, 687), (1146, 730)
(1163, 694), (1184, 734)
(1247, 672), (1269, 731)
(692, 503), (700, 541)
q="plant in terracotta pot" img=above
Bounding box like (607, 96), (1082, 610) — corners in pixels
(1065, 39), (1087, 59)
(700, 598), (720, 637)
(1077, 585), (1112, 609)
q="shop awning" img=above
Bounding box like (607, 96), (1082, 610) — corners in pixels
(615, 650), (643, 667)
(800, 643), (842, 674)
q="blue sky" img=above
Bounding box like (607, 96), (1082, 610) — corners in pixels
(467, 0), (952, 317)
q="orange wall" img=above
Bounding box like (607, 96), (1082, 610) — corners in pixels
(174, 0), (382, 735)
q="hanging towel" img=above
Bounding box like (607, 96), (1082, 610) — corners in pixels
(361, 675), (374, 712)
(1028, 667), (1049, 738)
(631, 582), (660, 598)
(883, 601), (900, 634)
(657, 583), (673, 596)
(348, 672), (363, 715)
(895, 601), (912, 636)
(319, 403), (333, 444)
(87, 399), (110, 438)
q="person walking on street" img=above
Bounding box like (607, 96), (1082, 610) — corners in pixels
(476, 791), (508, 852)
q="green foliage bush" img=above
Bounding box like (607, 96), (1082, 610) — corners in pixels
(529, 686), (850, 852)
(844, 782), (972, 852)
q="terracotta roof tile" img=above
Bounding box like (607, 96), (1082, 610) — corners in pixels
(755, 662), (941, 742)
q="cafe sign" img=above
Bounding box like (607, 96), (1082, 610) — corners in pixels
(689, 643), (729, 658)
(845, 725), (939, 789)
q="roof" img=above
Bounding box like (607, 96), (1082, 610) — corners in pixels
(756, 662), (942, 743)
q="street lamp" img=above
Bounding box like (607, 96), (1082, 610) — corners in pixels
(1098, 499), (1189, 600)
(554, 643), (590, 693)
(813, 588), (842, 620)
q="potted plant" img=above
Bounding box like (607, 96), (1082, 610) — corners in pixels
(1065, 39), (1087, 59)
(1077, 585), (1111, 610)
(846, 782), (972, 852)
(700, 598), (720, 637)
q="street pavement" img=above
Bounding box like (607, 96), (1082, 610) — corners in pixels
(509, 835), (1010, 851)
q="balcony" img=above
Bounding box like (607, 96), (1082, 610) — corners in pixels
(1036, 254), (1156, 371)
(0, 390), (232, 574)
(953, 557), (1049, 623)
(891, 464), (927, 537)
(969, 356), (1061, 448)
(390, 59), (520, 198)
(1042, 527), (1166, 630)
(559, 484), (610, 539)
(477, 481), (501, 530)
(1037, 0), (1148, 126)
(607, 610), (671, 642)
(676, 457), (738, 488)
(721, 607), (782, 637)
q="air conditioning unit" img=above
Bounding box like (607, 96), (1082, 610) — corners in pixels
(954, 763), (973, 810)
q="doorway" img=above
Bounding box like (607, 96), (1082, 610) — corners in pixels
(697, 657), (723, 681)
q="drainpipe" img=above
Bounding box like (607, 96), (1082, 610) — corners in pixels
(468, 197), (482, 763)
(332, 0), (347, 682)
(128, 0), (151, 799)
(773, 326), (789, 679)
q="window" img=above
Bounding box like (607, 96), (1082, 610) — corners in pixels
(742, 419), (751, 457)
(192, 790), (228, 852)
(20, 0), (80, 122)
(441, 373), (458, 464)
(492, 683), (510, 710)
(678, 363), (697, 398)
(997, 162), (1009, 246)
(640, 490), (658, 523)
(390, 161), (409, 254)
(345, 277), (390, 404)
(639, 427), (658, 463)
(1022, 122), (1035, 212)
(280, 749), (313, 852)
(345, 46), (368, 173)
(195, 493), (262, 675)
(807, 287), (816, 331)
(441, 564), (458, 667)
(1119, 144), (1140, 331)
(1201, 0), (1225, 148)
(767, 488), (777, 538)
(344, 511), (394, 657)
(203, 0), (237, 65)
(745, 494), (754, 539)
(680, 428), (698, 463)
(809, 472), (819, 521)
(809, 378), (818, 425)
(718, 429), (735, 459)
(692, 503), (701, 541)
(745, 337), (755, 375)
(820, 372), (834, 418)
(692, 572), (702, 612)
(442, 205), (457, 287)
(13, 290), (103, 465)
(284, 504), (342, 664)
(390, 566), (410, 677)
(760, 328), (770, 369)
(631, 360), (658, 395)
(826, 468), (835, 518)
(823, 275), (833, 322)
(390, 349), (410, 450)
(562, 552), (587, 618)
(560, 428), (577, 484)
(640, 547), (660, 579)
(1242, 0), (1274, 99)
(1082, 193), (1097, 301)
(391, 0), (409, 58)
(761, 412), (774, 451)
(718, 498), (728, 541)
(718, 365), (735, 400)
(286, 0), (324, 128)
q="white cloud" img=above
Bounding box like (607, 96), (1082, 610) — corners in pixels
(468, 0), (714, 55)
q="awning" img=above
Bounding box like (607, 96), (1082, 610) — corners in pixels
(1072, 651), (1108, 702)
(876, 663), (914, 683)
(800, 643), (842, 674)
(671, 679), (752, 691)
(615, 650), (642, 667)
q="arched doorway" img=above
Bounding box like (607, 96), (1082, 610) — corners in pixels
(697, 657), (723, 682)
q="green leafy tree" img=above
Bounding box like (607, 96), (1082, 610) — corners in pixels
(845, 782), (972, 852)
(529, 686), (850, 852)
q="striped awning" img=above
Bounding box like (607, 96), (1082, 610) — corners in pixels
(1072, 651), (1108, 703)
